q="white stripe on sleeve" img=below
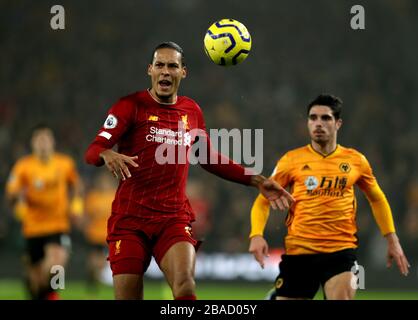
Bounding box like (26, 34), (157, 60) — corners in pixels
(99, 131), (112, 140)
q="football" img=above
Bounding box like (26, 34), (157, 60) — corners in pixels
(204, 19), (252, 66)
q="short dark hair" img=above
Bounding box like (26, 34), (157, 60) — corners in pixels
(150, 41), (185, 66)
(307, 94), (343, 120)
(31, 122), (52, 133)
(30, 123), (53, 137)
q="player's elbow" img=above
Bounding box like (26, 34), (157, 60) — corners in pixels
(5, 193), (18, 208)
(84, 149), (96, 166)
(84, 144), (105, 167)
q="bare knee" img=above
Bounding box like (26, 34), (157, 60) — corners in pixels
(113, 274), (143, 300)
(324, 272), (356, 300)
(172, 272), (195, 298)
(44, 245), (68, 270)
(159, 241), (196, 299)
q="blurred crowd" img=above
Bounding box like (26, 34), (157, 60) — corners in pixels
(1, 0), (418, 281)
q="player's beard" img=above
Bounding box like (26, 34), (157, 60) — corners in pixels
(156, 90), (173, 103)
(155, 82), (178, 103)
(311, 134), (329, 146)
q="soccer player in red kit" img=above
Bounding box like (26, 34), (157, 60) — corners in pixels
(85, 42), (294, 300)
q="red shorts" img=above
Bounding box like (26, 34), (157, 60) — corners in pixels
(107, 216), (199, 276)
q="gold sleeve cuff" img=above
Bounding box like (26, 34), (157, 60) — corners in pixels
(249, 194), (270, 238)
(366, 185), (396, 235)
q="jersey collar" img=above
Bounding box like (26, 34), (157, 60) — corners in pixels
(308, 144), (341, 158)
(147, 89), (178, 105)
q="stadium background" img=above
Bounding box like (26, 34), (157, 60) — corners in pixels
(0, 0), (417, 299)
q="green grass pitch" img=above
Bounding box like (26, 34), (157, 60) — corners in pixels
(0, 279), (417, 300)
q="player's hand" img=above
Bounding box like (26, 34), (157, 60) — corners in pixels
(385, 232), (410, 276)
(249, 235), (269, 269)
(100, 149), (139, 180)
(252, 176), (295, 211)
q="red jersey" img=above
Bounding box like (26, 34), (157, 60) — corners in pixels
(85, 90), (251, 230)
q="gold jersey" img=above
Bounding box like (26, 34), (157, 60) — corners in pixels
(84, 190), (114, 245)
(251, 144), (395, 255)
(6, 153), (80, 238)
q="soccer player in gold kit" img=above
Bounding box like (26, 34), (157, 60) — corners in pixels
(249, 94), (410, 300)
(6, 125), (83, 299)
(83, 170), (116, 295)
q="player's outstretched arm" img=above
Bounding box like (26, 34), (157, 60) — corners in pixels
(196, 132), (294, 210)
(250, 175), (295, 211)
(385, 232), (410, 276)
(249, 235), (269, 269)
(357, 156), (409, 276)
(99, 149), (139, 180)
